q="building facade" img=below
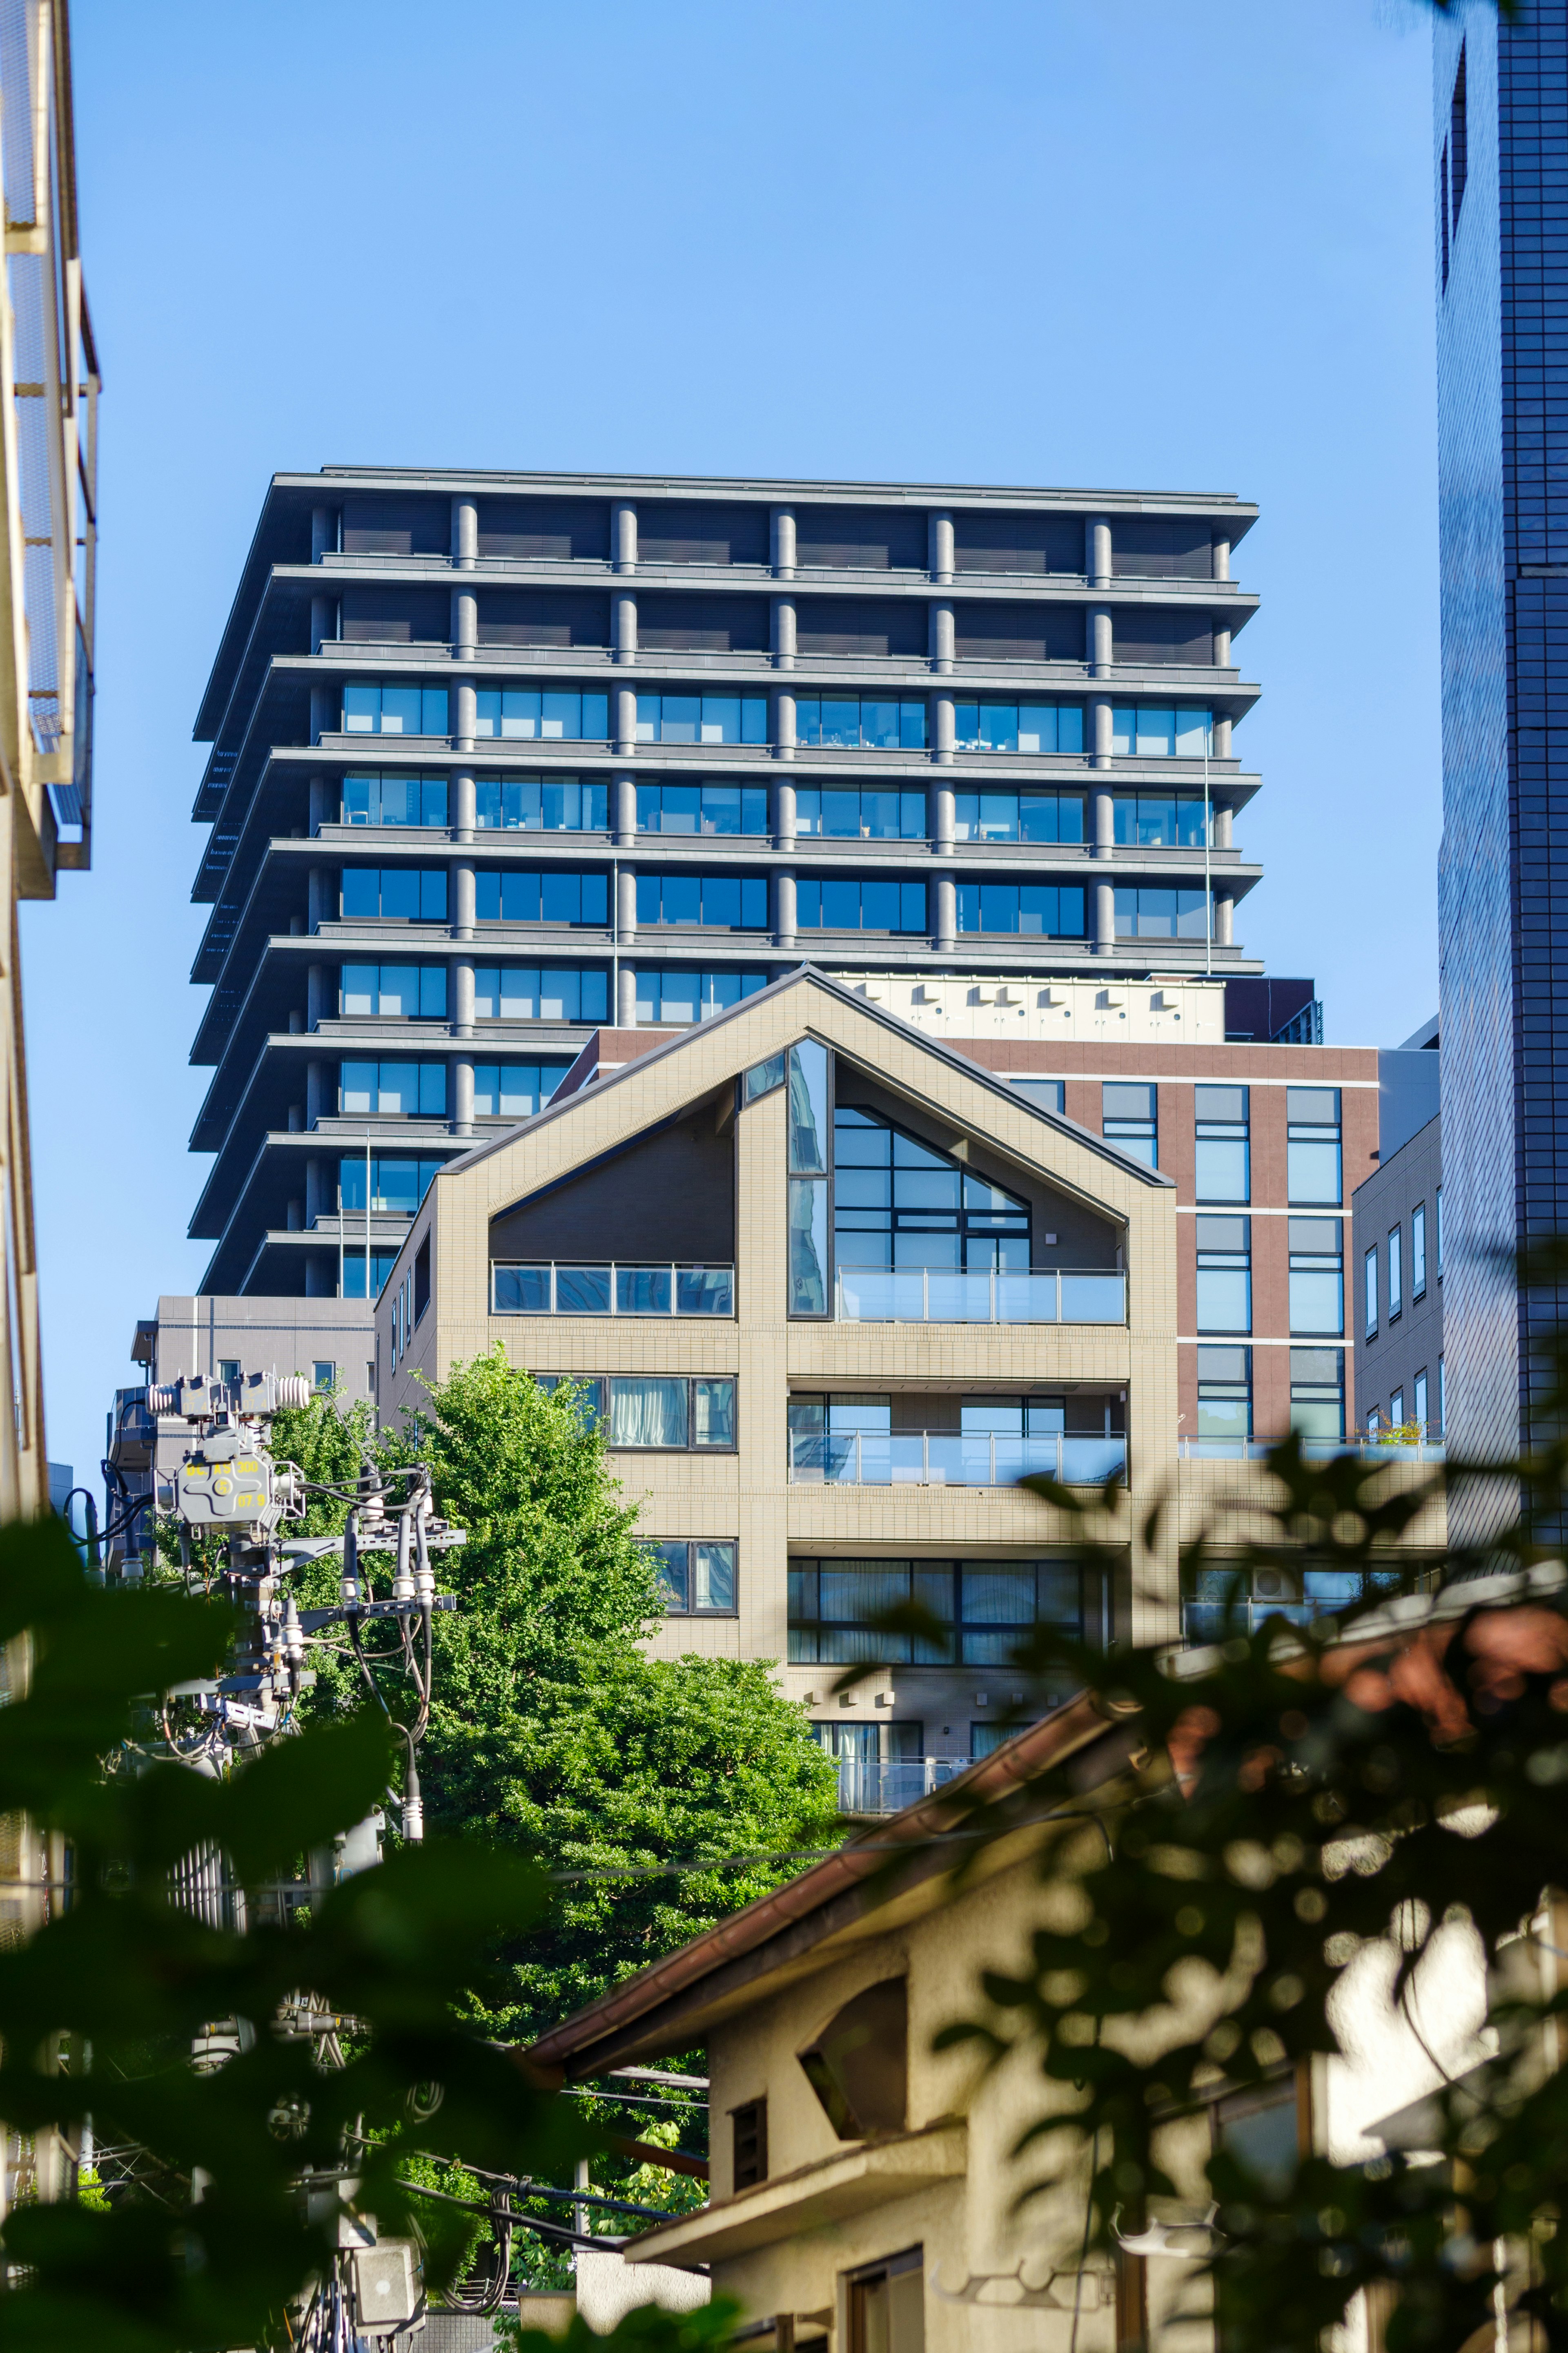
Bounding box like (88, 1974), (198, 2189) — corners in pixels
(372, 969), (1440, 1800)
(1352, 1021), (1443, 1444)
(1434, 4), (1568, 1492)
(188, 468), (1266, 1304)
(0, 0), (97, 1518)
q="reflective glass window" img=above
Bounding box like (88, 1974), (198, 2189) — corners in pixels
(473, 689), (608, 742)
(474, 871), (610, 926)
(1113, 887), (1209, 939)
(952, 791), (1085, 843)
(798, 879), (927, 932)
(951, 701), (1084, 754)
(635, 873), (768, 928)
(470, 966), (608, 1022)
(955, 883), (1085, 937)
(635, 969), (766, 1026)
(634, 694), (767, 745)
(341, 772), (448, 826)
(470, 1062), (570, 1117)
(793, 697), (927, 749)
(341, 682), (450, 737)
(1109, 704), (1212, 756)
(339, 1061), (448, 1117)
(795, 787), (926, 840)
(637, 782), (769, 834)
(474, 775), (608, 830)
(1196, 1214), (1250, 1334)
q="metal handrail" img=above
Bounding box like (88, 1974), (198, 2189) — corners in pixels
(789, 1430), (1126, 1488)
(1178, 1438), (1446, 1464)
(835, 1266), (1127, 1326)
(490, 1259), (735, 1316)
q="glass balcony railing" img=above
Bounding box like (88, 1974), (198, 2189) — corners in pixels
(836, 1757), (972, 1816)
(490, 1261), (734, 1316)
(1178, 1438), (1446, 1463)
(835, 1268), (1126, 1325)
(790, 1430), (1127, 1487)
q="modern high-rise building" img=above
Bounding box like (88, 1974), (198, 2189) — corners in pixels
(188, 470), (1272, 1303)
(1434, 4), (1568, 1489)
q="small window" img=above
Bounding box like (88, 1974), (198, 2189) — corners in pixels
(1103, 1082), (1157, 1168)
(217, 1358), (241, 1385)
(732, 2099), (768, 2191)
(1364, 1246), (1379, 1340)
(1436, 1185), (1444, 1276)
(1195, 1345), (1251, 1442)
(1388, 1225), (1403, 1321)
(1196, 1216), (1251, 1335)
(1286, 1087), (1341, 1207)
(742, 1052), (786, 1104)
(1390, 1386), (1406, 1431)
(413, 1236), (431, 1325)
(1289, 1347), (1344, 1443)
(1009, 1077), (1065, 1114)
(312, 1361), (335, 1393)
(653, 1539), (737, 1614)
(1289, 1219), (1344, 1340)
(1412, 1202), (1428, 1300)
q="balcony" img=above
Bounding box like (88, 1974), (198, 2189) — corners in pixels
(1178, 1439), (1446, 1464)
(789, 1430), (1126, 1488)
(490, 1260), (733, 1316)
(835, 1756), (972, 1815)
(835, 1267), (1126, 1325)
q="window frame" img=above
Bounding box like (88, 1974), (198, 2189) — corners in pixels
(1412, 1201), (1428, 1301)
(654, 1538), (739, 1617)
(604, 1374), (737, 1452)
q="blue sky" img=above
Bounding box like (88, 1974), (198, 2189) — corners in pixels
(33, 0), (1441, 1487)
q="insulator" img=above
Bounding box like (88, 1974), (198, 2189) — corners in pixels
(274, 1375), (311, 1411)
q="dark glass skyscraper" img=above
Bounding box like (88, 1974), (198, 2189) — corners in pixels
(1435, 1), (1568, 1499)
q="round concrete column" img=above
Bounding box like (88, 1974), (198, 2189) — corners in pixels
(614, 684), (638, 755)
(614, 591), (637, 665)
(1088, 515), (1112, 587)
(453, 495), (478, 568)
(614, 773), (638, 847)
(929, 510), (953, 584)
(452, 768), (476, 843)
(773, 687), (796, 761)
(771, 506), (796, 578)
(311, 504), (334, 562)
(1091, 694), (1114, 769)
(1212, 530), (1231, 583)
(617, 963), (638, 1026)
(1213, 624), (1232, 669)
(772, 595), (796, 670)
(1215, 801), (1233, 850)
(930, 600), (954, 675)
(933, 692), (955, 765)
(931, 781), (955, 853)
(933, 872), (956, 951)
(310, 684), (333, 745)
(614, 502), (637, 573)
(1212, 714), (1232, 758)
(452, 586), (478, 656)
(774, 776), (797, 848)
(308, 775), (328, 832)
(1089, 607), (1114, 677)
(307, 866), (330, 930)
(454, 680), (477, 753)
(774, 868), (797, 949)
(617, 864), (638, 944)
(306, 1059), (327, 1128)
(1092, 783), (1115, 854)
(310, 592), (335, 655)
(1215, 890), (1234, 948)
(451, 1056), (475, 1137)
(1094, 877), (1116, 955)
(307, 962), (328, 1029)
(305, 1157), (325, 1226)
(452, 959), (475, 1039)
(453, 862), (476, 941)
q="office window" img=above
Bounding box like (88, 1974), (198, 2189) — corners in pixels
(1364, 1246), (1378, 1339)
(788, 1039), (831, 1316)
(952, 790), (1085, 844)
(312, 1361), (335, 1392)
(653, 1539), (737, 1614)
(1286, 1087), (1342, 1206)
(951, 700), (1085, 754)
(635, 693), (767, 745)
(794, 696), (927, 750)
(606, 1376), (735, 1449)
(474, 871), (609, 926)
(1290, 1219), (1344, 1337)
(788, 1559), (1079, 1666)
(341, 772), (448, 827)
(636, 873), (768, 930)
(1390, 1386), (1405, 1430)
(472, 966), (608, 1022)
(635, 969), (767, 1026)
(637, 782), (769, 836)
(800, 878), (927, 933)
(1109, 705), (1213, 756)
(1009, 1077), (1065, 1114)
(340, 964), (447, 1019)
(956, 881), (1084, 937)
(475, 774), (608, 831)
(1412, 1202), (1427, 1300)
(474, 687), (608, 742)
(471, 1062), (570, 1118)
(1196, 1345), (1251, 1441)
(1290, 1347), (1344, 1442)
(1196, 1216), (1251, 1334)
(1114, 887), (1209, 940)
(1103, 1083), (1157, 1169)
(833, 1104), (1029, 1275)
(1436, 1185), (1444, 1276)
(339, 1157), (443, 1215)
(340, 869), (448, 922)
(1113, 794), (1209, 847)
(796, 786), (926, 840)
(339, 1061), (446, 1117)
(1414, 1367), (1428, 1435)
(1194, 1084), (1249, 1202)
(342, 1250), (399, 1299)
(1388, 1225), (1403, 1320)
(732, 2100), (768, 2192)
(341, 682), (450, 737)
